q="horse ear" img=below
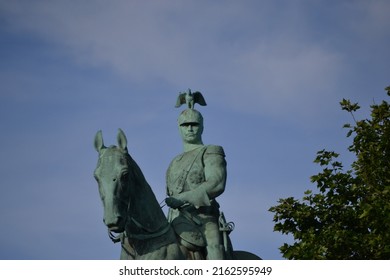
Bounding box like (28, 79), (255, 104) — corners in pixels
(117, 128), (128, 150)
(94, 130), (105, 152)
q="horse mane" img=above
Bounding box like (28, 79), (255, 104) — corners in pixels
(124, 150), (168, 233)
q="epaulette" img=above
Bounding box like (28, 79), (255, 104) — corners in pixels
(205, 145), (225, 156)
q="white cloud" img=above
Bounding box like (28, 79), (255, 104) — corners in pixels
(1, 0), (386, 120)
(217, 42), (344, 118)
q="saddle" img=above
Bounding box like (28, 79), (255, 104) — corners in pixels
(171, 208), (235, 254)
(171, 211), (206, 251)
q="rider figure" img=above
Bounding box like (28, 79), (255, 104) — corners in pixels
(166, 108), (227, 259)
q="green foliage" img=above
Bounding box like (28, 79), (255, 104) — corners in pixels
(269, 87), (390, 259)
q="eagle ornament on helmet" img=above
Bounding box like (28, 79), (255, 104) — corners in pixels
(175, 89), (206, 126)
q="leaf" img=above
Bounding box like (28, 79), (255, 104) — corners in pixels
(340, 99), (361, 112)
(269, 86), (390, 259)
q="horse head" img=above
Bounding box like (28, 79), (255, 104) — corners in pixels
(93, 129), (131, 234)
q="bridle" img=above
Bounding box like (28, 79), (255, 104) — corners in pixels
(107, 192), (131, 243)
(108, 219), (171, 243)
(108, 215), (170, 243)
(106, 154), (170, 243)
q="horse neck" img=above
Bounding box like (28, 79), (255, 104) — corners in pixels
(126, 157), (167, 234)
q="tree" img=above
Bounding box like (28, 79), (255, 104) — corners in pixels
(269, 87), (390, 259)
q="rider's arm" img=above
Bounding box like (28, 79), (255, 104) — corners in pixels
(174, 145), (227, 208)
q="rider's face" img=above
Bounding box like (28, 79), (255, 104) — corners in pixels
(179, 122), (203, 144)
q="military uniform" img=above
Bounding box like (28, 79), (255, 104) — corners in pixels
(166, 144), (227, 259)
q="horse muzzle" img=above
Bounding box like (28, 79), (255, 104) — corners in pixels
(104, 216), (125, 233)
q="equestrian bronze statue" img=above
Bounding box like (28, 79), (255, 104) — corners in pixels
(93, 90), (261, 260)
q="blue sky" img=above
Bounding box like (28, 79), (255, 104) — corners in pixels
(0, 0), (389, 260)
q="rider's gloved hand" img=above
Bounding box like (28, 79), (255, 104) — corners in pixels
(165, 197), (185, 209)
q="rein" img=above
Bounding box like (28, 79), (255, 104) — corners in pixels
(108, 191), (132, 244)
(107, 160), (171, 243)
(108, 219), (171, 243)
(127, 218), (170, 240)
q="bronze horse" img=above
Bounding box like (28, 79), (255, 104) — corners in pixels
(93, 129), (260, 260)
